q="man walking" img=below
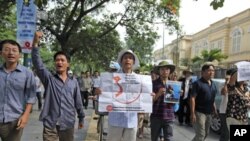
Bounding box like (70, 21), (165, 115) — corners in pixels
(190, 63), (217, 141)
(0, 40), (37, 141)
(78, 71), (92, 109)
(178, 68), (193, 126)
(150, 61), (176, 141)
(91, 70), (100, 109)
(95, 49), (140, 141)
(32, 32), (85, 141)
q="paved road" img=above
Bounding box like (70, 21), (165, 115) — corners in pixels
(22, 101), (93, 141)
(21, 100), (219, 141)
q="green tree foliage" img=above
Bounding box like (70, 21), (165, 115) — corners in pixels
(194, 0), (225, 10)
(38, 0), (181, 70)
(0, 0), (15, 21)
(124, 27), (157, 73)
(125, 28), (159, 65)
(0, 3), (16, 40)
(191, 48), (228, 68)
(161, 0), (180, 14)
(40, 0), (180, 51)
(1, 0), (182, 70)
(39, 46), (55, 71)
(67, 19), (123, 71)
(180, 58), (192, 66)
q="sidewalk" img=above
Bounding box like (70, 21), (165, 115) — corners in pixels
(86, 111), (219, 141)
(22, 101), (219, 141)
(22, 102), (94, 141)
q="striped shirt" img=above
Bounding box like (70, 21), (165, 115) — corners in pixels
(0, 64), (37, 123)
(32, 48), (85, 130)
(151, 78), (175, 120)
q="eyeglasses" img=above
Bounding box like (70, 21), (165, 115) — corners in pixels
(2, 48), (19, 54)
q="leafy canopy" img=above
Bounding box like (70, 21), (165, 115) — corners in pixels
(192, 48), (228, 67)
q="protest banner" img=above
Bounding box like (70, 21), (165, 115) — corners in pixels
(16, 0), (36, 53)
(98, 72), (152, 113)
(235, 61), (250, 81)
(164, 81), (182, 103)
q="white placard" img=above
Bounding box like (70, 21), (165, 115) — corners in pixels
(98, 72), (152, 113)
(235, 61), (250, 81)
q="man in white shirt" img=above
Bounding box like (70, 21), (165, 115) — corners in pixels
(178, 68), (193, 126)
(95, 50), (140, 141)
(91, 70), (100, 109)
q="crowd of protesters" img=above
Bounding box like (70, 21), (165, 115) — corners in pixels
(0, 31), (250, 141)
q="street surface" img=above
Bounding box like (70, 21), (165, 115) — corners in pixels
(21, 100), (219, 141)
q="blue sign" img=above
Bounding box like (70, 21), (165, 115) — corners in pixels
(16, 0), (36, 53)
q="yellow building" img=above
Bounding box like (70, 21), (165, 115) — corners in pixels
(191, 8), (250, 68)
(153, 8), (250, 73)
(152, 35), (192, 73)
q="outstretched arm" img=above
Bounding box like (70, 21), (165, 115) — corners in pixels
(31, 32), (51, 84)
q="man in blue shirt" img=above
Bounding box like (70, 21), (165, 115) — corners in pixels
(190, 63), (218, 141)
(0, 39), (37, 141)
(32, 32), (85, 141)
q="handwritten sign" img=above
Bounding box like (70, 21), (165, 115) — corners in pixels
(235, 61), (250, 81)
(16, 0), (36, 53)
(98, 72), (152, 113)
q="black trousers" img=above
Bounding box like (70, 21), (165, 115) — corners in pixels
(81, 91), (89, 109)
(150, 117), (174, 141)
(219, 113), (229, 141)
(92, 87), (97, 109)
(178, 98), (191, 124)
(36, 92), (42, 110)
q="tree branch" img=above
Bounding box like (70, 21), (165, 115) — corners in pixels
(46, 26), (61, 43)
(69, 47), (78, 56)
(61, 1), (79, 35)
(60, 0), (110, 49)
(61, 0), (85, 48)
(122, 23), (140, 34)
(98, 6), (130, 38)
(82, 0), (110, 16)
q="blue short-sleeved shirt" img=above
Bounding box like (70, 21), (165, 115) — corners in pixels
(191, 77), (217, 114)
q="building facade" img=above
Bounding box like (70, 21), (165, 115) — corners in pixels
(153, 8), (250, 75)
(152, 35), (192, 73)
(191, 8), (250, 68)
